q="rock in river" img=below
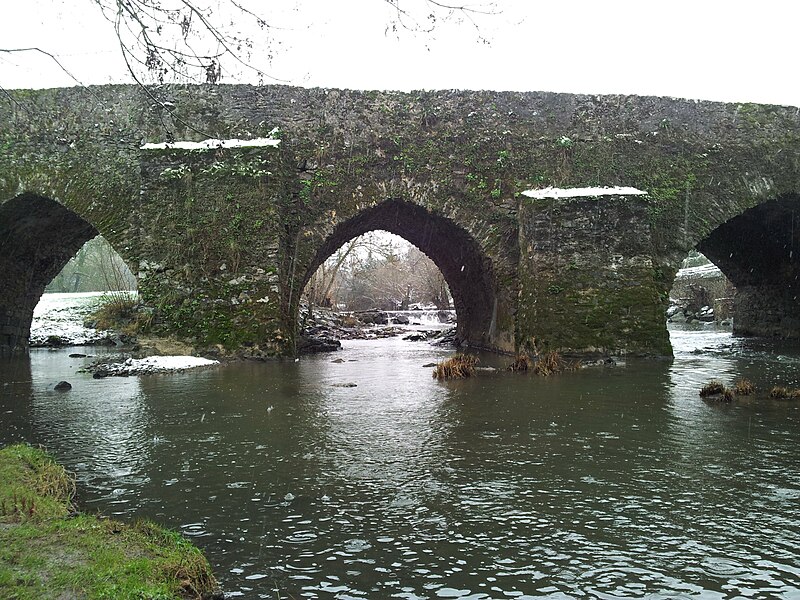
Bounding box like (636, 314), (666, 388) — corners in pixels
(297, 335), (342, 354)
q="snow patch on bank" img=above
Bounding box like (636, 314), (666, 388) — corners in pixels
(30, 292), (135, 347)
(93, 355), (219, 376)
(522, 186), (648, 199)
(140, 137), (281, 151)
(122, 356), (218, 372)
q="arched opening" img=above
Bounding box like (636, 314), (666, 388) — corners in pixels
(668, 194), (800, 340)
(304, 231), (453, 313)
(31, 235), (138, 348)
(667, 251), (735, 328)
(698, 194), (800, 338)
(300, 200), (499, 350)
(0, 193), (100, 355)
(45, 236), (136, 294)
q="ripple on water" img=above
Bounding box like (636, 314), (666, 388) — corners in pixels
(3, 332), (800, 598)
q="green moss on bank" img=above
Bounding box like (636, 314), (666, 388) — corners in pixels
(0, 444), (221, 599)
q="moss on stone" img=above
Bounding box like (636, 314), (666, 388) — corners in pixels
(2, 85), (799, 358)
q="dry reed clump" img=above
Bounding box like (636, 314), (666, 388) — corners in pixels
(530, 351), (579, 376)
(769, 386), (800, 400)
(90, 292), (151, 335)
(699, 381), (726, 397)
(733, 379), (755, 396)
(507, 353), (532, 372)
(699, 381), (735, 402)
(433, 354), (478, 380)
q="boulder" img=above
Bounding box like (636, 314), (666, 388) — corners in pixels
(356, 310), (388, 325)
(45, 335), (65, 347)
(668, 311), (687, 324)
(403, 333), (428, 342)
(297, 335), (342, 354)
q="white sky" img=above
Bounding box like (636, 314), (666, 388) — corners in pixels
(1, 0), (799, 107)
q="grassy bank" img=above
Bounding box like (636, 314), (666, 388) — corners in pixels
(0, 444), (221, 599)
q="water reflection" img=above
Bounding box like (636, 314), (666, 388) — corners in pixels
(0, 356), (34, 441)
(0, 330), (799, 598)
(662, 325), (800, 599)
(26, 349), (152, 509)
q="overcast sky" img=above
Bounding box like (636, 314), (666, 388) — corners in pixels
(2, 0), (798, 106)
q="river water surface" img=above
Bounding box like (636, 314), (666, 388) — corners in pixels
(2, 312), (800, 598)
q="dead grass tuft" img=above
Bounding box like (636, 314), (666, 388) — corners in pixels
(699, 381), (726, 398)
(90, 291), (150, 335)
(733, 379), (755, 396)
(433, 354), (478, 380)
(507, 353), (532, 372)
(769, 386), (800, 400)
(531, 351), (579, 376)
(699, 380), (735, 402)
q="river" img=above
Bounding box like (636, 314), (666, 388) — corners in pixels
(1, 298), (800, 598)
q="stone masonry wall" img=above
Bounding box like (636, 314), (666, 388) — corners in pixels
(1, 85), (799, 357)
(518, 195), (671, 356)
(137, 142), (296, 356)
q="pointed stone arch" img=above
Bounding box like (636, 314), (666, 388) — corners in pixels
(695, 193), (800, 337)
(300, 199), (511, 351)
(0, 193), (99, 355)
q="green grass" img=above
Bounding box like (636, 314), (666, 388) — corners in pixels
(0, 443), (74, 522)
(0, 444), (220, 599)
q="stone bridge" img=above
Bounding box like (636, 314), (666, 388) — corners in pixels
(1, 85), (799, 358)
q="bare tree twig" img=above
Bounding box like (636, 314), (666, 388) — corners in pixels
(0, 47), (88, 88)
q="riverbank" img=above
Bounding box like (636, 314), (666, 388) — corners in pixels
(29, 293), (457, 361)
(0, 444), (222, 599)
(29, 292), (125, 348)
